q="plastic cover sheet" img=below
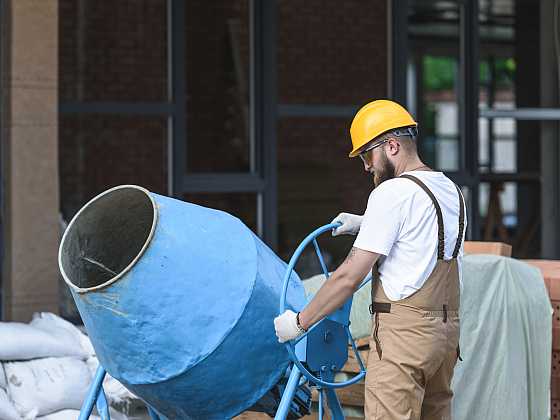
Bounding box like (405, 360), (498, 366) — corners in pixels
(303, 255), (552, 419)
(451, 255), (551, 420)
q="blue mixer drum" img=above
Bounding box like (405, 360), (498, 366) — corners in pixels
(58, 185), (307, 419)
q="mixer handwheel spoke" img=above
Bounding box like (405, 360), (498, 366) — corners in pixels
(312, 238), (330, 279)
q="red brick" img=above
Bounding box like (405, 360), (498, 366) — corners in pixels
(554, 327), (560, 350)
(553, 351), (560, 378)
(552, 399), (560, 420)
(525, 260), (560, 298)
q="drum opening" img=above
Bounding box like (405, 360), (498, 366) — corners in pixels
(59, 185), (157, 291)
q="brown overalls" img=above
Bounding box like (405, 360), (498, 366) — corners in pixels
(365, 174), (466, 420)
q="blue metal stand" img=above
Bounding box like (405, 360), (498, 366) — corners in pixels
(96, 387), (110, 420)
(320, 370), (344, 420)
(78, 365), (161, 420)
(146, 406), (162, 420)
(274, 367), (303, 420)
(79, 366), (107, 420)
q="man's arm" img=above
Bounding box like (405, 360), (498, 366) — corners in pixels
(298, 247), (380, 330)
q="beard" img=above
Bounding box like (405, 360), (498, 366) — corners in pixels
(373, 150), (396, 187)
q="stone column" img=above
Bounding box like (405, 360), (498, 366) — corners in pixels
(1, 0), (59, 320)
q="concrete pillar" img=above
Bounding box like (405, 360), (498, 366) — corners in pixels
(1, 0), (59, 320)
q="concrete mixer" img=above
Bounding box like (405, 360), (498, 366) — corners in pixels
(58, 185), (369, 420)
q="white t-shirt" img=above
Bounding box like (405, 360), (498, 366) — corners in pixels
(353, 170), (467, 301)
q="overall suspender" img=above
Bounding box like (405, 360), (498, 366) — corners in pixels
(399, 174), (466, 259)
(369, 175), (466, 315)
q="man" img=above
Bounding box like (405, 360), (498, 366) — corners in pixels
(274, 99), (466, 420)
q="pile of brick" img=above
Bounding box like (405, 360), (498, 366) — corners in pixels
(524, 260), (560, 420)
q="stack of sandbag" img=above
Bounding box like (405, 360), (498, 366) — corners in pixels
(1, 360), (21, 420)
(0, 313), (137, 420)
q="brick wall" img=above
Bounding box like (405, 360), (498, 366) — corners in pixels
(59, 1), (167, 102)
(277, 1), (387, 263)
(59, 1), (388, 267)
(59, 0), (168, 222)
(278, 1), (387, 105)
(59, 115), (167, 218)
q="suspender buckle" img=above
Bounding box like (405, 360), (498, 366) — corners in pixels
(370, 302), (392, 315)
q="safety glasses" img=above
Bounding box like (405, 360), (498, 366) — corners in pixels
(358, 139), (388, 165)
(357, 126), (418, 165)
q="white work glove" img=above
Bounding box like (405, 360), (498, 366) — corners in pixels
(274, 310), (305, 343)
(331, 212), (363, 236)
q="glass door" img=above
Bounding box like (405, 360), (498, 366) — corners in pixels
(394, 0), (560, 258)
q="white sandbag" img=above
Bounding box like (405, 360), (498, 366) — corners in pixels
(85, 357), (137, 406)
(36, 409), (99, 420)
(30, 313), (93, 358)
(105, 408), (129, 420)
(0, 314), (88, 361)
(5, 357), (90, 417)
(32, 313), (94, 357)
(0, 387), (22, 420)
(35, 407), (130, 420)
(77, 331), (95, 358)
(0, 362), (7, 389)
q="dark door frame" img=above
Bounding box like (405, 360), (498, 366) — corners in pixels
(390, 0), (480, 239)
(390, 0), (560, 258)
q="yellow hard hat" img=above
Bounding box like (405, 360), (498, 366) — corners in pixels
(349, 99), (417, 157)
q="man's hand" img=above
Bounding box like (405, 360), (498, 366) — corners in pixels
(274, 310), (304, 343)
(331, 212), (363, 236)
